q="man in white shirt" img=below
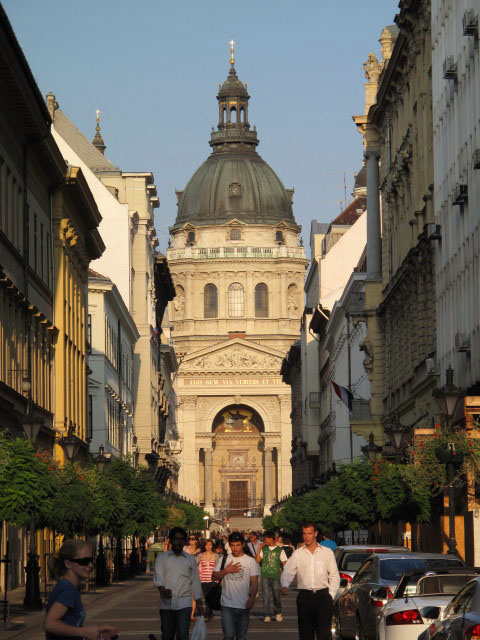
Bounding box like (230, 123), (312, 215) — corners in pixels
(154, 527), (204, 640)
(212, 531), (259, 640)
(281, 522), (340, 640)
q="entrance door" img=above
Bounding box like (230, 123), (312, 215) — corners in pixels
(229, 480), (248, 516)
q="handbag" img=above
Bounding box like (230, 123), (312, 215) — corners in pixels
(206, 553), (228, 611)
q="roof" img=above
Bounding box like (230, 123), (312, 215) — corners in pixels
(311, 221), (330, 236)
(173, 151), (297, 229)
(54, 108), (120, 174)
(88, 268), (110, 281)
(331, 195), (366, 226)
(354, 165), (367, 190)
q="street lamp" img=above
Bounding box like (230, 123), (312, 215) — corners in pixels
(93, 445), (111, 586)
(58, 423), (83, 462)
(203, 515), (210, 539)
(385, 414), (412, 461)
(433, 366), (465, 426)
(361, 432), (383, 462)
(433, 367), (465, 555)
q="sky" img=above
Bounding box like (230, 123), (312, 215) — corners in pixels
(3, 0), (399, 253)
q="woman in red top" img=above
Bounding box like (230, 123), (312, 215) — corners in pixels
(197, 539), (219, 621)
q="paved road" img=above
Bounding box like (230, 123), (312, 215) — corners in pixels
(6, 575), (300, 640)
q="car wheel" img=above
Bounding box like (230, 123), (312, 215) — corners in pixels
(332, 609), (343, 640)
(355, 615), (368, 640)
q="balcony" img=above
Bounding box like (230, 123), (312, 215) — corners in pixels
(309, 392), (321, 408)
(167, 246), (306, 261)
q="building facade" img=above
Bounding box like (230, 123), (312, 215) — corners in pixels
(362, 3), (438, 447)
(167, 48), (307, 516)
(87, 269), (139, 459)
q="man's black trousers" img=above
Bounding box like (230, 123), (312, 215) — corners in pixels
(296, 588), (333, 640)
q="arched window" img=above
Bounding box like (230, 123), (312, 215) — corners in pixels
(204, 284), (218, 318)
(187, 230), (195, 245)
(240, 107), (245, 123)
(230, 107), (237, 123)
(230, 228), (241, 240)
(228, 282), (244, 317)
(255, 283), (268, 317)
(275, 230), (284, 244)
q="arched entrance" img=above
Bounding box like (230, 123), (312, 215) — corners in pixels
(206, 405), (267, 518)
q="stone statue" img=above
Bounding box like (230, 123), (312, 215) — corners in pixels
(359, 338), (373, 373)
(173, 293), (185, 318)
(287, 296), (298, 315)
(363, 53), (382, 83)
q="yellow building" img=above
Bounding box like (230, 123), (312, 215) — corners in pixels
(49, 159), (105, 463)
(359, 2), (437, 447)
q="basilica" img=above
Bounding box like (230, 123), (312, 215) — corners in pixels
(167, 44), (307, 518)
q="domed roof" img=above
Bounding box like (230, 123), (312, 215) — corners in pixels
(174, 151), (296, 228)
(172, 47), (298, 230)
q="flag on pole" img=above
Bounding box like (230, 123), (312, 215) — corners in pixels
(331, 381), (354, 412)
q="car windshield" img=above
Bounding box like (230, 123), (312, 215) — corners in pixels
(339, 552), (373, 572)
(380, 558), (463, 582)
(416, 574), (477, 596)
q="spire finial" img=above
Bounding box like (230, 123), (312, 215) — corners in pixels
(92, 108), (106, 155)
(229, 39), (235, 66)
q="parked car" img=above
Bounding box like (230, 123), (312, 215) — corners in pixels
(423, 576), (480, 639)
(334, 552), (464, 640)
(377, 567), (480, 640)
(334, 545), (410, 599)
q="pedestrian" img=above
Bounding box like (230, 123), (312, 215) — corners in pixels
(276, 533), (294, 559)
(256, 530), (286, 623)
(184, 533), (201, 557)
(281, 522), (340, 640)
(212, 531), (259, 640)
(44, 539), (119, 640)
(246, 531), (260, 557)
(197, 538), (219, 622)
(319, 533), (337, 551)
(154, 526), (204, 640)
(215, 540), (226, 555)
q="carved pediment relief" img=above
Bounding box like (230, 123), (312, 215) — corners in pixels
(181, 339), (285, 374)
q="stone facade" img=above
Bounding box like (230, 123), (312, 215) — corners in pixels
(361, 3), (438, 442)
(168, 50), (307, 515)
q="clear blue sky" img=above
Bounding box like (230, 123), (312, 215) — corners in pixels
(3, 0), (398, 252)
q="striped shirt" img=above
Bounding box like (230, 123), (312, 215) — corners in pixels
(198, 553), (218, 582)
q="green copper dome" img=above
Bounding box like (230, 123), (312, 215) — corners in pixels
(172, 56), (297, 230)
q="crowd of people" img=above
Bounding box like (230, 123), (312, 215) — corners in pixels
(42, 524), (340, 640)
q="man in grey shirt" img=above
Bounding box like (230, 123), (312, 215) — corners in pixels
(154, 527), (204, 640)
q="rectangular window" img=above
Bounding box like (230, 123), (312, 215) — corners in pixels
(40, 223), (44, 280)
(33, 213), (37, 271)
(87, 314), (92, 353)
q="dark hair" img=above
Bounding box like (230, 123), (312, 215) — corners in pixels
(228, 531), (245, 544)
(243, 543), (254, 557)
(264, 530), (276, 540)
(301, 521), (318, 532)
(215, 540), (225, 552)
(169, 526), (187, 541)
(201, 538), (215, 552)
(48, 540), (90, 581)
(248, 531), (258, 538)
(281, 533), (292, 544)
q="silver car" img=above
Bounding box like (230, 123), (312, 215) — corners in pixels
(335, 552), (464, 640)
(424, 576), (480, 639)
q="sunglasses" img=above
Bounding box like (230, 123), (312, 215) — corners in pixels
(71, 556), (94, 566)
(189, 537), (197, 541)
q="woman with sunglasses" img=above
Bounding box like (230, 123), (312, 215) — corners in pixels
(183, 534), (201, 557)
(44, 539), (119, 640)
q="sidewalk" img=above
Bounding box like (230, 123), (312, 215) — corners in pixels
(0, 576), (150, 640)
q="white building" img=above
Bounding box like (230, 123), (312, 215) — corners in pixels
(88, 270), (139, 457)
(432, 3), (480, 389)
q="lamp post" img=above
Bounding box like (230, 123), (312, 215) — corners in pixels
(93, 446), (111, 586)
(57, 423), (83, 462)
(361, 431), (383, 462)
(20, 384), (43, 610)
(203, 515), (210, 539)
(433, 366), (465, 555)
(385, 415), (412, 462)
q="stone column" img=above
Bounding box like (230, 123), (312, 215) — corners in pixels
(366, 149), (382, 280)
(264, 447), (273, 515)
(204, 448), (214, 514)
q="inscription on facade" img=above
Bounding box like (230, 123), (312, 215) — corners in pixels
(182, 377), (284, 386)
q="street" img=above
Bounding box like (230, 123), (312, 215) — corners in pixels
(2, 576), (300, 640)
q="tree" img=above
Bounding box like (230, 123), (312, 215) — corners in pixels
(44, 463), (95, 536)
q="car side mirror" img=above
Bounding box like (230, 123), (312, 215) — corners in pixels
(421, 606), (441, 620)
(370, 587), (387, 599)
(340, 579), (349, 588)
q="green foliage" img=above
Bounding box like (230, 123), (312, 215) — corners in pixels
(177, 503), (207, 530)
(0, 435), (58, 527)
(166, 505), (187, 528)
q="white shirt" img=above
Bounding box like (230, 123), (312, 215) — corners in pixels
(280, 544), (340, 598)
(215, 553), (260, 609)
(154, 550), (203, 610)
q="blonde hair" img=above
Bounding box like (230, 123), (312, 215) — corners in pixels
(47, 540), (90, 581)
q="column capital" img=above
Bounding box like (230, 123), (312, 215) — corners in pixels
(365, 148), (381, 159)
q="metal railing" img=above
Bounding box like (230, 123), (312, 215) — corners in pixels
(167, 246), (305, 260)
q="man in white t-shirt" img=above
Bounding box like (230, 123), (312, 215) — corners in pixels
(212, 532), (259, 640)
